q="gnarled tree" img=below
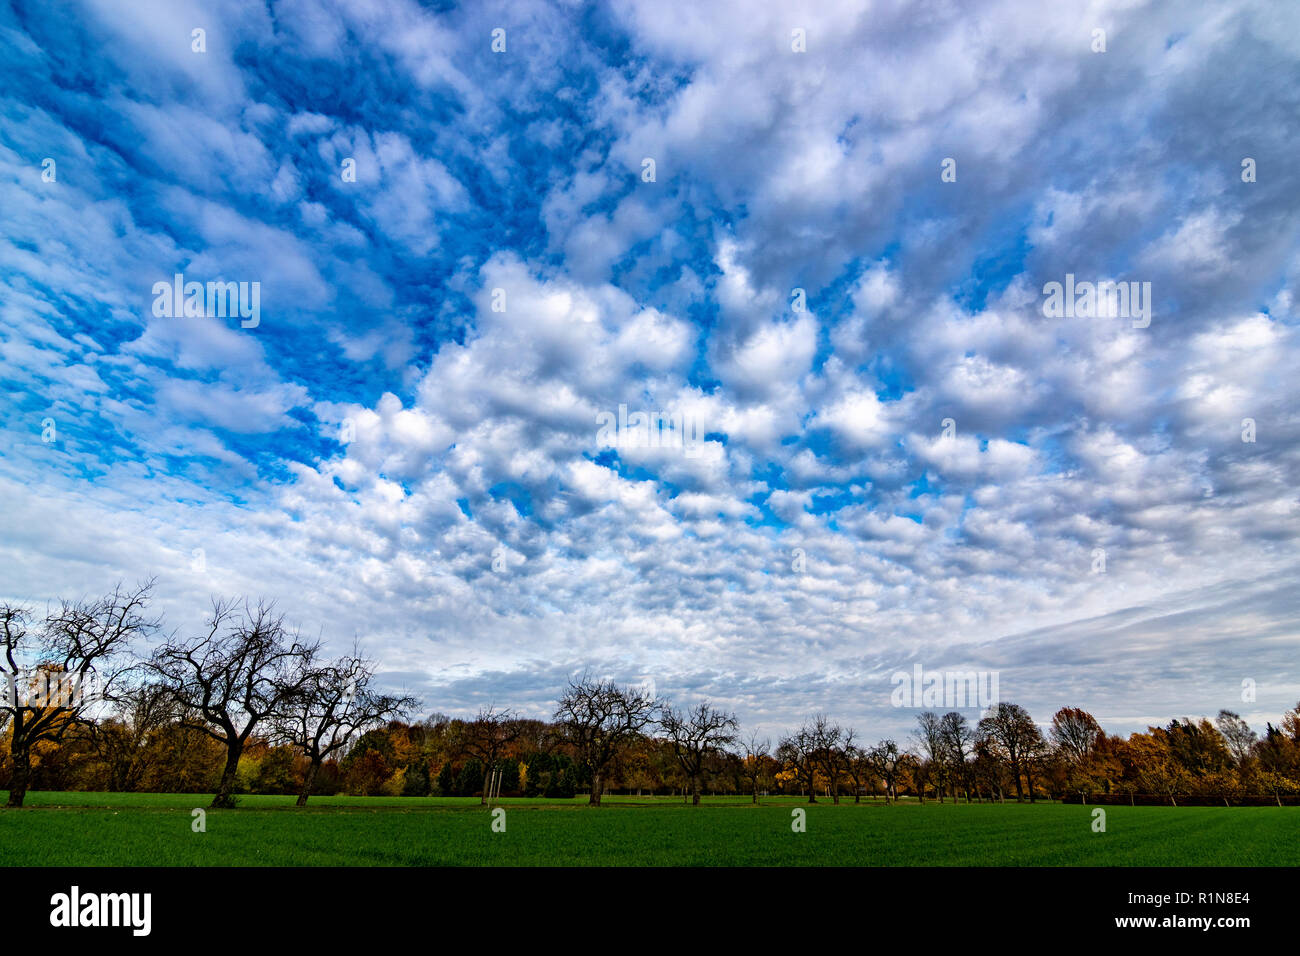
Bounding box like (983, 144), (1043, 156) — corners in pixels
(866, 739), (903, 804)
(553, 676), (656, 805)
(659, 700), (739, 805)
(810, 716), (853, 804)
(151, 599), (318, 808)
(776, 723), (819, 803)
(459, 706), (522, 804)
(1, 581), (156, 807)
(279, 652), (416, 806)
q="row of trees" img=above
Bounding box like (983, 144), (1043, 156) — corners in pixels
(4, 583), (1300, 807)
(1, 582), (413, 807)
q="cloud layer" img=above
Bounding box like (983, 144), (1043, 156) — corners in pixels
(2, 0), (1298, 739)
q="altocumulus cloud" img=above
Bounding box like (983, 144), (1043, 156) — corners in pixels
(1, 0), (1298, 738)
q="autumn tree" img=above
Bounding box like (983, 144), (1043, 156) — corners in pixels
(150, 599), (319, 808)
(659, 700), (739, 805)
(1020, 721), (1051, 802)
(1, 582), (157, 807)
(85, 681), (175, 792)
(553, 675), (656, 805)
(738, 733), (773, 803)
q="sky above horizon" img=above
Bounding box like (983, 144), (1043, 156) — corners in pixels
(2, 0), (1299, 742)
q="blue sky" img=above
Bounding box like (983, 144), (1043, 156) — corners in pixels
(2, 0), (1299, 740)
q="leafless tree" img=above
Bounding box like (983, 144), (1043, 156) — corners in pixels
(1, 581), (157, 807)
(279, 652), (416, 806)
(939, 711), (975, 802)
(810, 716), (852, 804)
(739, 732), (772, 803)
(1215, 709), (1257, 767)
(843, 739), (874, 803)
(459, 705), (523, 804)
(1049, 707), (1105, 765)
(914, 711), (947, 802)
(866, 739), (903, 804)
(150, 598), (319, 808)
(977, 702), (1042, 802)
(776, 723), (819, 803)
(659, 700), (739, 805)
(553, 675), (656, 805)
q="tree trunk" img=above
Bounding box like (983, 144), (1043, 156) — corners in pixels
(588, 771), (602, 806)
(7, 745), (31, 808)
(691, 779), (700, 806)
(212, 743), (243, 808)
(296, 758), (321, 807)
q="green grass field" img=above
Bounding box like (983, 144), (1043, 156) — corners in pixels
(1, 791), (1295, 866)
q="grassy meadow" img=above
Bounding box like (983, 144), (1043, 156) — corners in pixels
(1, 791), (1296, 866)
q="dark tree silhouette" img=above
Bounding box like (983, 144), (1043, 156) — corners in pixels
(978, 702), (1043, 802)
(151, 599), (319, 808)
(553, 675), (656, 805)
(659, 700), (738, 805)
(279, 651), (416, 806)
(1, 581), (157, 807)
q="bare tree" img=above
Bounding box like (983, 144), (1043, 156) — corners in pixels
(939, 711), (975, 802)
(776, 722), (819, 803)
(1215, 709), (1257, 767)
(1, 581), (157, 807)
(460, 705), (523, 804)
(843, 738), (873, 803)
(866, 739), (903, 804)
(553, 675), (656, 805)
(914, 711), (947, 803)
(279, 652), (416, 806)
(739, 732), (772, 803)
(810, 716), (852, 804)
(1049, 707), (1104, 765)
(659, 700), (739, 805)
(150, 599), (319, 808)
(977, 702), (1041, 802)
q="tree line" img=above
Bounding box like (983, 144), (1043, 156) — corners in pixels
(3, 582), (1299, 808)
